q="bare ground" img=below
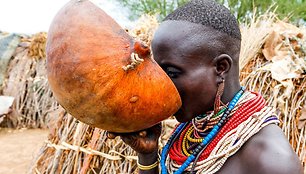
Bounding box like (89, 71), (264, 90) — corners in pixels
(0, 128), (48, 174)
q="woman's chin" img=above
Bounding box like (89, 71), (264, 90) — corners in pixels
(173, 109), (193, 123)
(175, 116), (189, 123)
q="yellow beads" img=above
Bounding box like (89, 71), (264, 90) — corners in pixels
(186, 127), (203, 143)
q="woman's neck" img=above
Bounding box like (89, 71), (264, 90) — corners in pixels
(221, 79), (241, 104)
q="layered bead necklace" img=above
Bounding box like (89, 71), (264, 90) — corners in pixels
(161, 87), (246, 174)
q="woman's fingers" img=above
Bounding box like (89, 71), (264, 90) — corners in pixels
(107, 123), (162, 154)
(138, 130), (147, 137)
(106, 132), (118, 139)
(107, 130), (149, 139)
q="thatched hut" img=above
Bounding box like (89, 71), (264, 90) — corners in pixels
(0, 32), (56, 128)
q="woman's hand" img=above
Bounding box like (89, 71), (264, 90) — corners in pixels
(108, 123), (162, 173)
(107, 123), (162, 154)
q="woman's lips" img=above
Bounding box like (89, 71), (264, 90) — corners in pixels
(173, 108), (187, 122)
(174, 108), (183, 116)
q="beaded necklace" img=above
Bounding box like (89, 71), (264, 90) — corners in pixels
(182, 108), (227, 156)
(193, 107), (227, 133)
(167, 91), (265, 166)
(161, 87), (246, 174)
(196, 91), (265, 161)
(165, 92), (275, 174)
(170, 106), (278, 174)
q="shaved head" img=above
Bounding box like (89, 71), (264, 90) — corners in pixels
(164, 0), (241, 40)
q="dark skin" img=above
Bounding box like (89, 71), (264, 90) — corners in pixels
(108, 21), (303, 174)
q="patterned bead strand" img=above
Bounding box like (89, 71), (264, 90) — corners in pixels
(161, 123), (187, 174)
(169, 91), (246, 165)
(173, 87), (245, 174)
(198, 92), (264, 161)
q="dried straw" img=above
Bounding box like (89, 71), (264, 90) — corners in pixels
(128, 14), (159, 48)
(239, 13), (306, 167)
(31, 107), (137, 174)
(30, 106), (177, 174)
(239, 10), (277, 71)
(1, 34), (57, 128)
(28, 32), (47, 60)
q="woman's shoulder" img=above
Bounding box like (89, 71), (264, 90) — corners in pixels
(239, 124), (303, 174)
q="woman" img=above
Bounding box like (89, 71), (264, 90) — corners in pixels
(108, 0), (303, 173)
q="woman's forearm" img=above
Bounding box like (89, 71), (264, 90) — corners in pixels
(138, 149), (159, 174)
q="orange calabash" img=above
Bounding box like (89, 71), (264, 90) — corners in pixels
(46, 0), (182, 132)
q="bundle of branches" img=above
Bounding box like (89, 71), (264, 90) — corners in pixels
(31, 106), (137, 174)
(1, 32), (57, 128)
(30, 105), (176, 174)
(30, 13), (306, 173)
(239, 13), (306, 166)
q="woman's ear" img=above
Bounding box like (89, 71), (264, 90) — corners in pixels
(213, 54), (233, 77)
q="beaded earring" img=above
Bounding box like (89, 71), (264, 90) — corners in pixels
(214, 77), (225, 115)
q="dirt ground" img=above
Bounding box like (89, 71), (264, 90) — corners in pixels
(0, 128), (48, 174)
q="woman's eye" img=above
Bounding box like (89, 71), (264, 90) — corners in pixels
(165, 67), (181, 78)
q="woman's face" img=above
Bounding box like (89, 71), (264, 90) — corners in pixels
(152, 21), (224, 122)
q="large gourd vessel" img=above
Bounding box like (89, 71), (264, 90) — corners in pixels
(46, 0), (181, 132)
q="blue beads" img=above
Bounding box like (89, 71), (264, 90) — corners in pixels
(207, 133), (213, 140)
(202, 139), (209, 145)
(227, 87), (245, 111)
(174, 160), (191, 174)
(213, 125), (219, 131)
(161, 123), (188, 174)
(186, 156), (194, 162)
(174, 168), (184, 174)
(211, 129), (218, 135)
(211, 129), (217, 135)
